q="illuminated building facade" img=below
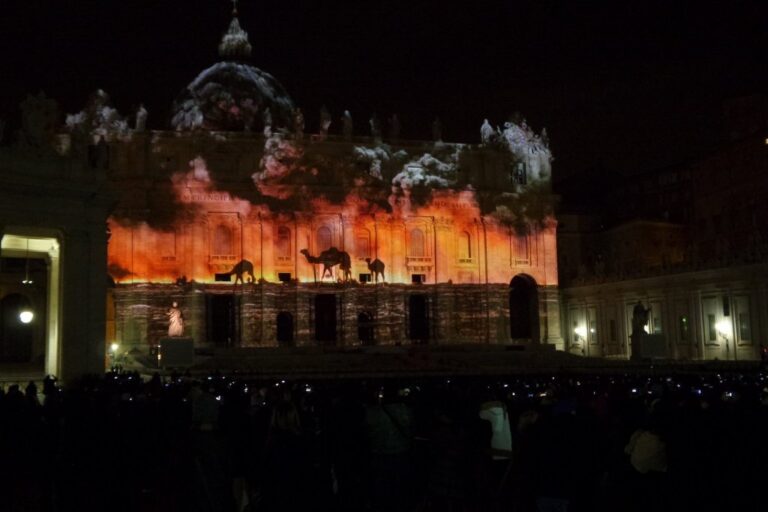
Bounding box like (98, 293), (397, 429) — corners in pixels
(96, 14), (563, 353)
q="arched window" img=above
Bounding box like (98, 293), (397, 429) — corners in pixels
(213, 225), (233, 256)
(509, 275), (538, 340)
(458, 231), (472, 260)
(276, 226), (291, 261)
(409, 228), (425, 258)
(316, 226), (332, 252)
(356, 229), (371, 260)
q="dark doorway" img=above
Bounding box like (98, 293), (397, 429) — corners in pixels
(358, 311), (375, 345)
(408, 294), (429, 343)
(277, 312), (294, 345)
(0, 294), (34, 362)
(509, 275), (539, 340)
(207, 294), (236, 347)
(314, 294), (337, 344)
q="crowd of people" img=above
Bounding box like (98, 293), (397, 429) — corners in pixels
(1, 368), (767, 511)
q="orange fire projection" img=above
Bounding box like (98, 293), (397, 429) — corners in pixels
(108, 153), (558, 286)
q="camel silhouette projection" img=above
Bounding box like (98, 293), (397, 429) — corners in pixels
(365, 258), (386, 283)
(301, 247), (352, 282)
(226, 259), (254, 284)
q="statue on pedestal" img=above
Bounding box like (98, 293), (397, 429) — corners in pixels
(167, 301), (185, 337)
(630, 300), (650, 360)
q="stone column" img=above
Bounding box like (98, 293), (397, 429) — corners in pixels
(539, 285), (564, 350)
(433, 216), (453, 284)
(59, 226), (108, 380)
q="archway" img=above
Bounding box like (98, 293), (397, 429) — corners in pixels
(276, 311), (294, 345)
(1, 234), (57, 373)
(509, 275), (539, 341)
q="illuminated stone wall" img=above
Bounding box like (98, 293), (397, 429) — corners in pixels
(103, 130), (562, 347)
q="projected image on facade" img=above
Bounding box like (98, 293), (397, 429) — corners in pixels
(55, 10), (563, 350)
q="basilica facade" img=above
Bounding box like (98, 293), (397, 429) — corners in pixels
(96, 14), (562, 353)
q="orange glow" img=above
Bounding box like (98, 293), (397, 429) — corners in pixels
(108, 154), (558, 286)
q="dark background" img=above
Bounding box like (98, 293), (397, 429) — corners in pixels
(1, 0), (766, 177)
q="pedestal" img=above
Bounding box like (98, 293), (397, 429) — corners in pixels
(159, 337), (195, 368)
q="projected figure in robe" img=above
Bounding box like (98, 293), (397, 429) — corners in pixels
(167, 302), (184, 337)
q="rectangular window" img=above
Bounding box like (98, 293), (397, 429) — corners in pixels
(276, 227), (292, 262)
(513, 234), (530, 264)
(650, 301), (662, 334)
(356, 236), (370, 260)
(739, 313), (751, 342)
(653, 315), (662, 334)
(359, 273), (371, 283)
(411, 274), (426, 284)
(707, 314), (717, 342)
(278, 272), (292, 283)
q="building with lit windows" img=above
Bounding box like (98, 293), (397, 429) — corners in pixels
(557, 97), (768, 360)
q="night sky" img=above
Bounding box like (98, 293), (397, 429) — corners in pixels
(1, 0), (766, 178)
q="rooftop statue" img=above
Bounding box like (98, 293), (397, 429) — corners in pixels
(480, 119), (494, 144)
(135, 104), (147, 132)
(293, 108), (305, 140)
(369, 113), (382, 141)
(263, 107), (272, 136)
(319, 105), (332, 138)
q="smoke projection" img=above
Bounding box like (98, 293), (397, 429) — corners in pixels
(106, 117), (556, 286)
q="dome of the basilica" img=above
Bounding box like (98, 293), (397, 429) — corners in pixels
(170, 16), (294, 132)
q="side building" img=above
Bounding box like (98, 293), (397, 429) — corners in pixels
(558, 104), (768, 360)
